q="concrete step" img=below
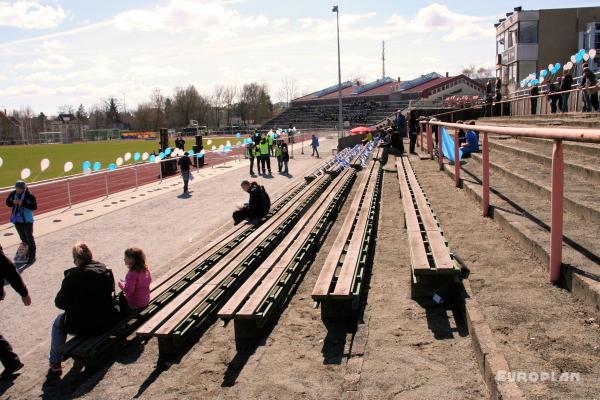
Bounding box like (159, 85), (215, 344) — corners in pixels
(477, 113), (600, 129)
(488, 137), (600, 183)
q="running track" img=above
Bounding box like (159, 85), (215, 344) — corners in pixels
(0, 148), (244, 224)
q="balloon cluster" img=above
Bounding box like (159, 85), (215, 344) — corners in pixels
(520, 48), (595, 89)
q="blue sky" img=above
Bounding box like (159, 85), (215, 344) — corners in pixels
(0, 0), (598, 114)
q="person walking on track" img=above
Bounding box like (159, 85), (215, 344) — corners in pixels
(311, 135), (320, 158)
(6, 181), (37, 263)
(177, 152), (193, 194)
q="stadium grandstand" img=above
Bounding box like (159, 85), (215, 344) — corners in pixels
(262, 72), (486, 130)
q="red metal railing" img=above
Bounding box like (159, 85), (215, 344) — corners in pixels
(419, 121), (600, 284)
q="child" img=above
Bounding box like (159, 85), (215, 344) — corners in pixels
(118, 248), (151, 312)
(281, 142), (290, 175)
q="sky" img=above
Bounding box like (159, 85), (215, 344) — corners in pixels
(0, 0), (598, 115)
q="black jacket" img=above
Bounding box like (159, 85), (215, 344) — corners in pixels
(0, 250), (29, 301)
(6, 190), (37, 211)
(560, 75), (573, 91)
(246, 183), (270, 218)
(55, 261), (119, 335)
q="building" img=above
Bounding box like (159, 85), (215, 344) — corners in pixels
(495, 5), (600, 94)
(49, 113), (83, 143)
(0, 110), (23, 144)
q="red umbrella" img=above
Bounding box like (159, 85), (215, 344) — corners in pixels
(350, 126), (373, 135)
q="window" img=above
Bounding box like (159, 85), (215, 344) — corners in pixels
(518, 61), (537, 82)
(507, 24), (518, 48)
(519, 21), (538, 44)
(497, 34), (505, 54)
(508, 63), (517, 84)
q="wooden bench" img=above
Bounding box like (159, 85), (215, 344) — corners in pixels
(135, 173), (334, 354)
(57, 175), (315, 366)
(396, 157), (460, 298)
(312, 148), (382, 318)
(217, 167), (357, 344)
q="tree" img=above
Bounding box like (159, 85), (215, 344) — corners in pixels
(277, 77), (298, 107)
(76, 104), (88, 124)
(223, 85), (237, 127)
(104, 97), (120, 127)
(150, 88), (165, 130)
(461, 65), (494, 79)
(211, 85), (225, 128)
(238, 83), (273, 126)
(58, 104), (75, 115)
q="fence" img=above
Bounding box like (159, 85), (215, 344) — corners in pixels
(419, 120), (600, 284)
(0, 131), (331, 223)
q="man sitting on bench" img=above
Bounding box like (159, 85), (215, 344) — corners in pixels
(232, 181), (271, 225)
(460, 121), (480, 158)
(48, 242), (120, 374)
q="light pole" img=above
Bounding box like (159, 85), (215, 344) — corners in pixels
(332, 5), (343, 138)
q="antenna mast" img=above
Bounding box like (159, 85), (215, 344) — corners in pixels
(382, 40), (386, 78)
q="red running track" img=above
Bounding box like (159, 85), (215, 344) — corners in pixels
(0, 149), (244, 224)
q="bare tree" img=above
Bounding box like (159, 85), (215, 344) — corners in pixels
(211, 85), (225, 128)
(277, 76), (298, 106)
(222, 85), (237, 127)
(57, 104), (75, 115)
(461, 65), (494, 79)
(150, 88), (165, 130)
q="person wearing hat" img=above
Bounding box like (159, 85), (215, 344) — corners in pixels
(5, 181), (37, 263)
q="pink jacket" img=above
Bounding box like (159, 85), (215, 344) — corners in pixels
(118, 268), (151, 309)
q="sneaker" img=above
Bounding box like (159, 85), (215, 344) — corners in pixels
(0, 361), (24, 380)
(49, 362), (62, 373)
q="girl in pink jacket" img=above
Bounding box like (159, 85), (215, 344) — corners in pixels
(118, 248), (152, 310)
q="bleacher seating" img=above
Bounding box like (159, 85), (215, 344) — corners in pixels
(396, 157), (460, 297)
(311, 147), (382, 318)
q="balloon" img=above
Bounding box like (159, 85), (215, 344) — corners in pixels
(540, 70), (547, 77)
(571, 55), (577, 63)
(149, 155), (156, 162)
(93, 162), (101, 171)
(255, 133), (260, 137)
(108, 163), (116, 171)
(527, 82), (532, 87)
(539, 77), (545, 83)
(207, 139), (212, 145)
(83, 168), (91, 175)
(579, 49), (586, 56)
(124, 152), (132, 161)
(20, 168), (31, 180)
(0, 157), (3, 168)
(134, 152), (141, 161)
(159, 152), (165, 160)
(236, 141), (241, 146)
(576, 53), (583, 63)
(116, 157), (124, 166)
(235, 132), (241, 138)
(200, 149), (205, 155)
(40, 158), (50, 172)
(64, 161), (73, 172)
(554, 63), (561, 72)
(548, 64), (554, 71)
(142, 152), (149, 161)
(165, 148), (172, 156)
(590, 49), (597, 59)
(197, 152), (204, 158)
(154, 155), (161, 163)
(584, 53), (590, 61)
(211, 145), (216, 151)
(226, 140), (231, 146)
(82, 161), (91, 171)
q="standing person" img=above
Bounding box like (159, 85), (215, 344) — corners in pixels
(258, 136), (271, 175)
(175, 136), (185, 150)
(267, 131), (274, 156)
(485, 80), (493, 117)
(530, 84), (539, 115)
(548, 78), (560, 114)
(49, 243), (120, 373)
(118, 248), (151, 313)
(232, 181), (271, 225)
(408, 110), (419, 155)
(494, 78), (502, 116)
(560, 69), (573, 113)
(281, 142), (290, 175)
(311, 135), (320, 158)
(177, 152), (192, 194)
(275, 140), (283, 173)
(0, 244), (31, 380)
(394, 111), (406, 154)
(253, 131), (262, 147)
(6, 181), (37, 263)
(246, 142), (258, 176)
(583, 66), (599, 112)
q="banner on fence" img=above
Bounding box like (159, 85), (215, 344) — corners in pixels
(120, 131), (158, 140)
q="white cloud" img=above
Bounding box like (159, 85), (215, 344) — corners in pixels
(0, 73), (6, 80)
(15, 54), (74, 69)
(113, 0), (268, 39)
(23, 71), (65, 82)
(0, 0), (67, 29)
(273, 18), (288, 27)
(125, 65), (190, 80)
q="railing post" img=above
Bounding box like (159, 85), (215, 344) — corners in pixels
(134, 167), (139, 190)
(159, 161), (163, 182)
(550, 139), (564, 284)
(482, 132), (490, 217)
(104, 172), (109, 197)
(419, 127), (424, 151)
(454, 129), (460, 187)
(66, 178), (72, 208)
(438, 126), (443, 171)
(427, 125), (433, 159)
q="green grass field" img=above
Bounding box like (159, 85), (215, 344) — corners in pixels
(0, 137), (240, 188)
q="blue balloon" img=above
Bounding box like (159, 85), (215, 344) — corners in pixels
(579, 49), (586, 56)
(235, 132), (241, 138)
(554, 63), (561, 71)
(576, 53), (583, 63)
(149, 155), (156, 162)
(165, 148), (172, 156)
(134, 152), (141, 161)
(159, 152), (165, 160)
(108, 163), (116, 171)
(197, 153), (204, 158)
(255, 133), (260, 137)
(82, 161), (91, 171)
(93, 162), (101, 171)
(188, 149), (194, 156)
(540, 70), (547, 77)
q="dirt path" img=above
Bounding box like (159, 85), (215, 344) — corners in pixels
(412, 157), (600, 400)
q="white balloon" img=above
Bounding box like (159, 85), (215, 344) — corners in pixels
(236, 141), (241, 146)
(142, 152), (149, 161)
(590, 49), (597, 59)
(548, 64), (554, 71)
(64, 161), (73, 172)
(116, 157), (124, 166)
(207, 139), (213, 145)
(0, 157), (4, 168)
(200, 149), (206, 155)
(83, 167), (91, 175)
(154, 156), (161, 163)
(211, 145), (216, 151)
(20, 168), (31, 180)
(565, 62), (573, 70)
(226, 140), (232, 147)
(124, 152), (132, 161)
(219, 144), (224, 150)
(40, 158), (50, 172)
(584, 53), (590, 61)
(539, 77), (545, 83)
(571, 55), (577, 63)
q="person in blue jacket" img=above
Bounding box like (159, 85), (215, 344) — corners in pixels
(460, 122), (480, 157)
(5, 181), (37, 262)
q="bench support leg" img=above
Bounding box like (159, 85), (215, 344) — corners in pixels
(320, 299), (357, 320)
(411, 273), (460, 300)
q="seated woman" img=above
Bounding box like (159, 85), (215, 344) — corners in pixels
(48, 242), (120, 373)
(460, 125), (480, 157)
(118, 248), (152, 313)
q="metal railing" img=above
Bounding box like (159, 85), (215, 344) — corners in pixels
(419, 120), (600, 284)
